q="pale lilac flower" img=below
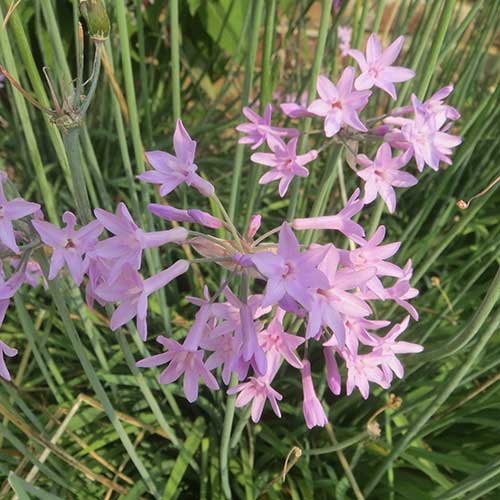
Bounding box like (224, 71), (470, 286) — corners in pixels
(139, 119), (214, 197)
(301, 359), (328, 428)
(306, 244), (374, 344)
(0, 340), (17, 381)
(148, 203), (223, 229)
(338, 26), (352, 57)
(385, 94), (462, 171)
(209, 288), (269, 376)
(363, 316), (423, 384)
(362, 259), (419, 320)
(228, 351), (283, 422)
(324, 348), (341, 395)
(308, 68), (371, 136)
(251, 136), (317, 197)
(356, 142), (417, 213)
(258, 308), (304, 368)
(292, 188), (365, 241)
(10, 258), (46, 289)
(251, 223), (329, 309)
(94, 203), (187, 281)
(137, 335), (219, 402)
(343, 350), (389, 399)
(236, 104), (298, 150)
(348, 34), (415, 99)
(280, 92), (314, 118)
(246, 214), (262, 239)
(391, 85), (460, 122)
(96, 260), (189, 340)
(32, 211), (103, 285)
(340, 226), (404, 299)
(0, 176), (40, 254)
(203, 332), (241, 385)
(0, 271), (24, 326)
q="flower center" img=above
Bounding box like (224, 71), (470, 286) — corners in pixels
(64, 238), (76, 249)
(282, 261), (295, 277)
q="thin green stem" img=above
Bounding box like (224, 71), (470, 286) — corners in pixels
(307, 431), (369, 456)
(61, 128), (93, 224)
(169, 0), (181, 121)
(228, 0), (264, 223)
(286, 0), (331, 220)
(220, 375), (238, 499)
(417, 0), (456, 99)
(245, 0), (276, 223)
(364, 269), (500, 496)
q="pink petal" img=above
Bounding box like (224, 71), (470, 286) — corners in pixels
(174, 119), (196, 165)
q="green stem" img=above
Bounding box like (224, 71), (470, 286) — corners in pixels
(419, 265), (500, 362)
(367, 197), (385, 238)
(307, 431), (369, 456)
(417, 0), (456, 99)
(35, 251), (159, 496)
(80, 44), (102, 116)
(61, 128), (93, 224)
(169, 0), (181, 121)
(363, 268), (500, 496)
(228, 0), (264, 223)
(245, 0), (276, 223)
(286, 0), (331, 220)
(220, 374), (239, 499)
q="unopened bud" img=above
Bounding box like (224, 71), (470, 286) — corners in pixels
(81, 0), (110, 42)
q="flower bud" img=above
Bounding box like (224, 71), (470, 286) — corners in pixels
(80, 0), (110, 42)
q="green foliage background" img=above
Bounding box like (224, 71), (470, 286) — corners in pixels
(0, 0), (499, 498)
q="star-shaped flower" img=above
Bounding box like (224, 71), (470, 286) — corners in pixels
(348, 34), (415, 100)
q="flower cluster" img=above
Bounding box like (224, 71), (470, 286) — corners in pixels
(0, 32), (461, 429)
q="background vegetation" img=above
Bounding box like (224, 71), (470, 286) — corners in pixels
(0, 0), (499, 498)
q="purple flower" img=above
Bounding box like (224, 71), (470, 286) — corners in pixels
(0, 340), (17, 381)
(342, 226), (404, 297)
(96, 260), (189, 340)
(10, 258), (46, 289)
(324, 348), (341, 395)
(251, 223), (329, 309)
(246, 214), (262, 239)
(94, 203), (187, 280)
(139, 119), (214, 197)
(0, 271), (24, 327)
(356, 142), (417, 213)
(148, 203), (223, 229)
(292, 188), (365, 241)
(338, 26), (352, 57)
(308, 68), (371, 137)
(0, 175), (40, 254)
(32, 211), (103, 285)
(391, 85), (460, 122)
(306, 244), (374, 344)
(362, 259), (419, 320)
(251, 136), (317, 197)
(137, 335), (219, 402)
(301, 359), (328, 428)
(258, 308), (305, 368)
(236, 104), (298, 150)
(385, 94), (462, 171)
(280, 92), (314, 118)
(348, 34), (415, 100)
(363, 316), (423, 384)
(227, 351), (283, 422)
(343, 350), (389, 399)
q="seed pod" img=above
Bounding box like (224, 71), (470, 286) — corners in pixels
(80, 0), (110, 42)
